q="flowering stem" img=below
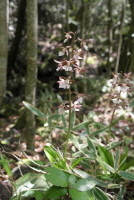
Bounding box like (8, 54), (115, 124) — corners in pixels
(107, 104), (117, 143)
(64, 85), (72, 161)
(107, 91), (121, 143)
(64, 34), (75, 161)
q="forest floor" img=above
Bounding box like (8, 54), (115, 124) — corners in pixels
(0, 90), (134, 200)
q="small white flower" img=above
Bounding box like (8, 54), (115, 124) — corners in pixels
(74, 97), (83, 104)
(62, 60), (74, 71)
(120, 84), (129, 93)
(112, 73), (120, 84)
(74, 68), (84, 77)
(56, 65), (63, 71)
(112, 98), (122, 104)
(63, 61), (72, 71)
(63, 32), (72, 43)
(73, 49), (84, 60)
(72, 104), (82, 111)
(59, 51), (65, 56)
(84, 44), (88, 50)
(63, 66), (72, 71)
(58, 77), (70, 89)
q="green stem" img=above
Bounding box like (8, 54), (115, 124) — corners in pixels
(107, 91), (121, 143)
(64, 86), (72, 161)
(64, 34), (76, 161)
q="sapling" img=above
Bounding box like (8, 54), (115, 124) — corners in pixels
(55, 31), (87, 160)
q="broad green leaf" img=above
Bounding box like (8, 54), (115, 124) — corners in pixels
(98, 145), (114, 167)
(103, 161), (115, 173)
(117, 185), (126, 199)
(114, 148), (120, 170)
(23, 101), (45, 118)
(93, 187), (109, 200)
(71, 157), (84, 168)
(44, 146), (67, 169)
(34, 191), (45, 200)
(118, 152), (128, 170)
(70, 135), (80, 149)
(55, 126), (67, 130)
(68, 175), (77, 187)
(1, 155), (12, 176)
(44, 146), (61, 163)
(97, 155), (108, 176)
(85, 126), (91, 135)
(81, 148), (95, 158)
(21, 190), (34, 198)
(106, 140), (122, 150)
(72, 121), (93, 131)
(15, 173), (50, 196)
(48, 113), (61, 120)
(86, 190), (94, 200)
(93, 122), (104, 129)
(69, 189), (90, 200)
(118, 171), (134, 181)
(73, 168), (106, 187)
(91, 117), (122, 136)
(120, 151), (128, 163)
(121, 160), (134, 171)
(45, 167), (68, 187)
(107, 184), (120, 188)
(70, 110), (75, 129)
(91, 126), (109, 136)
(60, 114), (66, 129)
(46, 186), (67, 199)
(87, 137), (96, 155)
(73, 179), (95, 191)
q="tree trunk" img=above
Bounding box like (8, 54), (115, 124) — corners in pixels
(107, 0), (113, 77)
(8, 0), (26, 75)
(25, 0), (38, 150)
(0, 0), (8, 104)
(115, 0), (126, 74)
(128, 0), (134, 72)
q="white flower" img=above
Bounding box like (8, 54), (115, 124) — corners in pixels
(56, 65), (63, 71)
(58, 77), (70, 89)
(59, 51), (65, 56)
(72, 104), (82, 111)
(112, 73), (120, 84)
(73, 49), (84, 60)
(112, 98), (122, 104)
(74, 97), (83, 104)
(63, 32), (72, 43)
(120, 84), (129, 93)
(74, 67), (84, 77)
(83, 44), (88, 50)
(54, 60), (63, 71)
(63, 65), (72, 71)
(63, 61), (72, 71)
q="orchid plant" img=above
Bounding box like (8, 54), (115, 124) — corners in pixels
(54, 32), (88, 160)
(107, 72), (133, 143)
(21, 33), (134, 200)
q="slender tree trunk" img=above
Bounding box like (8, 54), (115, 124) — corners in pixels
(0, 0), (8, 104)
(8, 0), (26, 74)
(65, 0), (69, 33)
(85, 0), (91, 39)
(115, 0), (126, 74)
(129, 0), (134, 72)
(25, 0), (38, 150)
(81, 0), (86, 40)
(107, 0), (113, 77)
